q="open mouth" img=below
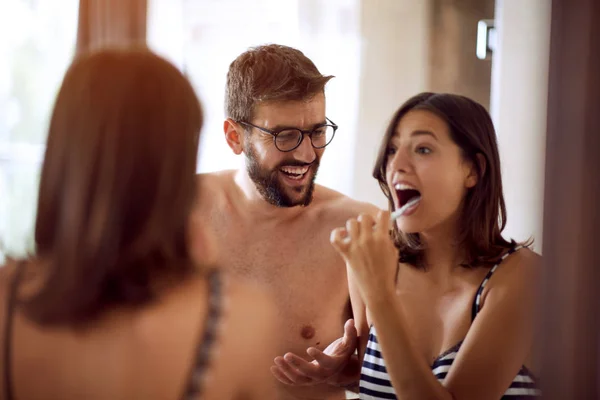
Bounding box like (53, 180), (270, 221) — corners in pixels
(279, 164), (310, 181)
(395, 183), (421, 208)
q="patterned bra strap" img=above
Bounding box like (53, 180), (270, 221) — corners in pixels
(471, 245), (524, 321)
(182, 268), (223, 400)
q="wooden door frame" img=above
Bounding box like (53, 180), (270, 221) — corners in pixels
(539, 0), (600, 397)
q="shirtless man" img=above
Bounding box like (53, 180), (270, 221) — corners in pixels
(192, 44), (377, 399)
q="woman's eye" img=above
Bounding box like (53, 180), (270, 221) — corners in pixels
(386, 147), (397, 155)
(416, 146), (432, 155)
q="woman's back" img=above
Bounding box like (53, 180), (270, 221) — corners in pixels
(0, 48), (277, 399)
(0, 260), (276, 399)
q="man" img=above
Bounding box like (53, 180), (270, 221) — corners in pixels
(192, 44), (377, 399)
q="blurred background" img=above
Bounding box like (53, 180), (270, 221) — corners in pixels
(0, 0), (551, 262)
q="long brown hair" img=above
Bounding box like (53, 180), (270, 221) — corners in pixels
(25, 48), (203, 325)
(373, 92), (528, 268)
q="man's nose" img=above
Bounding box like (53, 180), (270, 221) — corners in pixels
(292, 133), (317, 163)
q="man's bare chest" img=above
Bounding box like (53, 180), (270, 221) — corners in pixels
(213, 225), (342, 282)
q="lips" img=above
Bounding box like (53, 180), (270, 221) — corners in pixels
(279, 165), (310, 180)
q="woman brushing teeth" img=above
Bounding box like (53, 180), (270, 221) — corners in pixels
(271, 92), (541, 400)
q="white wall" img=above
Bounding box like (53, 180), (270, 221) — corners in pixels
(351, 0), (431, 209)
(149, 0), (363, 198)
(490, 0), (552, 252)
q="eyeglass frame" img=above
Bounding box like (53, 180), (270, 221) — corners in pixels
(236, 117), (338, 152)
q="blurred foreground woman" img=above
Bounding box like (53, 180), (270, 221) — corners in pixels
(0, 48), (276, 400)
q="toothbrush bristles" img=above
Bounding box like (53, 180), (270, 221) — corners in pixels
(390, 196), (421, 221)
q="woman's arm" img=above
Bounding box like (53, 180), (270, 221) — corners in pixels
(332, 211), (539, 400)
(440, 249), (540, 399)
(367, 290), (453, 400)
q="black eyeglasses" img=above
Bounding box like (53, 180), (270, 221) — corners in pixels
(237, 118), (338, 152)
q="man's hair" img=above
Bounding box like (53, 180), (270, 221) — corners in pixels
(225, 44), (333, 122)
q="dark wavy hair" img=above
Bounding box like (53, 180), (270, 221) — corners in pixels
(373, 92), (530, 268)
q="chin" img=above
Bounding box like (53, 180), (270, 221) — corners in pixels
(395, 216), (428, 234)
(287, 190), (313, 207)
(396, 223), (422, 235)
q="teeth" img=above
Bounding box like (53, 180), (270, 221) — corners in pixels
(394, 183), (416, 191)
(281, 166), (309, 175)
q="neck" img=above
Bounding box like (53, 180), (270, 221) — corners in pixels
(233, 168), (307, 221)
(419, 217), (464, 275)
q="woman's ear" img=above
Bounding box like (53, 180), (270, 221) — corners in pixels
(465, 153), (486, 188)
(224, 118), (244, 155)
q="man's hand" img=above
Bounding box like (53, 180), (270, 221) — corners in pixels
(270, 319), (360, 387)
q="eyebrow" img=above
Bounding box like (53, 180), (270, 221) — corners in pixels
(269, 120), (328, 132)
(410, 130), (438, 141)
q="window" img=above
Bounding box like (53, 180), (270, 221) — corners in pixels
(1, 0), (364, 263)
(0, 0), (79, 263)
(148, 0), (362, 194)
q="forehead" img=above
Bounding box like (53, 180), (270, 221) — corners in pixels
(392, 109), (450, 141)
(252, 92), (326, 129)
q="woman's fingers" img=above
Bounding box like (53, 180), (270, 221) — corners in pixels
(346, 218), (360, 240)
(330, 227), (350, 253)
(375, 209), (391, 235)
(357, 213), (375, 238)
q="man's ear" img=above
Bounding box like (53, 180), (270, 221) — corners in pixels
(224, 118), (244, 155)
(465, 153), (486, 188)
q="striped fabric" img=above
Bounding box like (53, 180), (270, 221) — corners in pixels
(359, 246), (541, 399)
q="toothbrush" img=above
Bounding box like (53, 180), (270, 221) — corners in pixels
(390, 196), (421, 221)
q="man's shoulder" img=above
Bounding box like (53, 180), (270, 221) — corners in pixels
(314, 185), (381, 218)
(196, 169), (236, 188)
(193, 170), (238, 212)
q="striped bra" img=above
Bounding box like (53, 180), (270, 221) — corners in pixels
(359, 246), (540, 399)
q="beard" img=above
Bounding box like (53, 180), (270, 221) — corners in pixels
(245, 142), (319, 208)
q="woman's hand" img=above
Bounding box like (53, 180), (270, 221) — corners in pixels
(330, 210), (399, 305)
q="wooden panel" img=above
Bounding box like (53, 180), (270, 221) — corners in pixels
(538, 0), (600, 397)
(76, 0), (147, 54)
(428, 0), (495, 109)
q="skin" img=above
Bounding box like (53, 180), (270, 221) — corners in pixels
(0, 258), (278, 400)
(192, 93), (378, 399)
(273, 109), (541, 400)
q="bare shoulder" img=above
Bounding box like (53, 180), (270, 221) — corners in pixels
(484, 246), (541, 302)
(313, 184), (381, 221)
(0, 259), (19, 311)
(195, 170), (236, 197)
(192, 170), (238, 217)
(0, 259), (20, 389)
(498, 246), (540, 281)
(0, 261), (13, 290)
